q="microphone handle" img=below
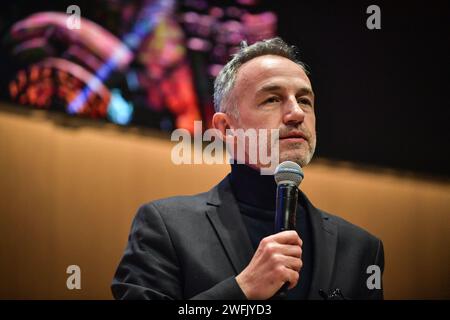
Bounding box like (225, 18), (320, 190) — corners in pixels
(275, 183), (298, 232)
(273, 183), (298, 299)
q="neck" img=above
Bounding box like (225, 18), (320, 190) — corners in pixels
(229, 163), (278, 210)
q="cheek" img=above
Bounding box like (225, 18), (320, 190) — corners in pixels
(305, 114), (316, 131)
(239, 111), (281, 130)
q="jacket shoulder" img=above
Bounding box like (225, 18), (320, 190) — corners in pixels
(138, 190), (211, 219)
(319, 209), (381, 245)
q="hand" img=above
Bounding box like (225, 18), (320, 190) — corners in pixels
(235, 230), (303, 300)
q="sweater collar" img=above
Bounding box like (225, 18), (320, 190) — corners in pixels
(229, 164), (278, 210)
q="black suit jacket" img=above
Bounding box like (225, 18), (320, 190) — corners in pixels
(111, 175), (384, 300)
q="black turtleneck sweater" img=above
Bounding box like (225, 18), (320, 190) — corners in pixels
(229, 164), (313, 300)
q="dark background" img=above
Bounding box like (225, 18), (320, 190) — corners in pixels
(273, 0), (450, 177)
(0, 0), (449, 177)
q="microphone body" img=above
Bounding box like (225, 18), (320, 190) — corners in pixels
(275, 182), (298, 233)
(273, 182), (298, 299)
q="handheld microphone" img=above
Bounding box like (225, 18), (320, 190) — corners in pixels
(273, 161), (304, 299)
(274, 161), (304, 233)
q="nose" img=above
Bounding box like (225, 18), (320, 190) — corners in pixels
(282, 96), (305, 126)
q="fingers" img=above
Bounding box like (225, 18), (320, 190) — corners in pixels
(264, 242), (301, 258)
(268, 230), (303, 246)
(275, 255), (302, 291)
(284, 268), (300, 290)
(271, 254), (302, 272)
(282, 255), (303, 272)
(259, 238), (302, 260)
(277, 243), (302, 258)
(238, 232), (304, 299)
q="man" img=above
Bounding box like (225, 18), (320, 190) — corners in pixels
(111, 38), (384, 300)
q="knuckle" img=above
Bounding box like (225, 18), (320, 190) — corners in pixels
(288, 230), (297, 237)
(274, 265), (285, 278)
(265, 242), (275, 254)
(270, 253), (281, 265)
(260, 237), (269, 247)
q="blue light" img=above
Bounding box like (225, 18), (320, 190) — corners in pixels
(107, 88), (133, 125)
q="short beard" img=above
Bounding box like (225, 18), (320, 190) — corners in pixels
(301, 141), (316, 167)
(281, 138), (316, 168)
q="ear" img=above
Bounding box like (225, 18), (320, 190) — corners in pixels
(212, 112), (234, 141)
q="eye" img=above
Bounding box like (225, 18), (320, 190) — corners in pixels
(263, 96), (281, 104)
(297, 97), (312, 106)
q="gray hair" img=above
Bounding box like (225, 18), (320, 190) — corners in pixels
(213, 37), (308, 117)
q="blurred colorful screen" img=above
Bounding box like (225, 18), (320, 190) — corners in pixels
(1, 0), (277, 134)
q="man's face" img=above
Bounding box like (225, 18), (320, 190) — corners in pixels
(229, 54), (316, 168)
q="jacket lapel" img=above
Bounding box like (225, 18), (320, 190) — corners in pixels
(302, 193), (338, 299)
(205, 175), (254, 274)
(204, 176), (338, 299)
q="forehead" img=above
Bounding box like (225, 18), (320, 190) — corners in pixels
(234, 55), (312, 93)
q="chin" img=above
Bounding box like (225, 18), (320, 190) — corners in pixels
(279, 149), (312, 167)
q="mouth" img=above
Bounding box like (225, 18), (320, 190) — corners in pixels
(280, 132), (308, 142)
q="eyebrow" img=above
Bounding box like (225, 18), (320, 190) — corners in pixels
(257, 84), (315, 97)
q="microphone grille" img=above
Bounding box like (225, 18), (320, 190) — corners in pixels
(274, 161), (304, 186)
